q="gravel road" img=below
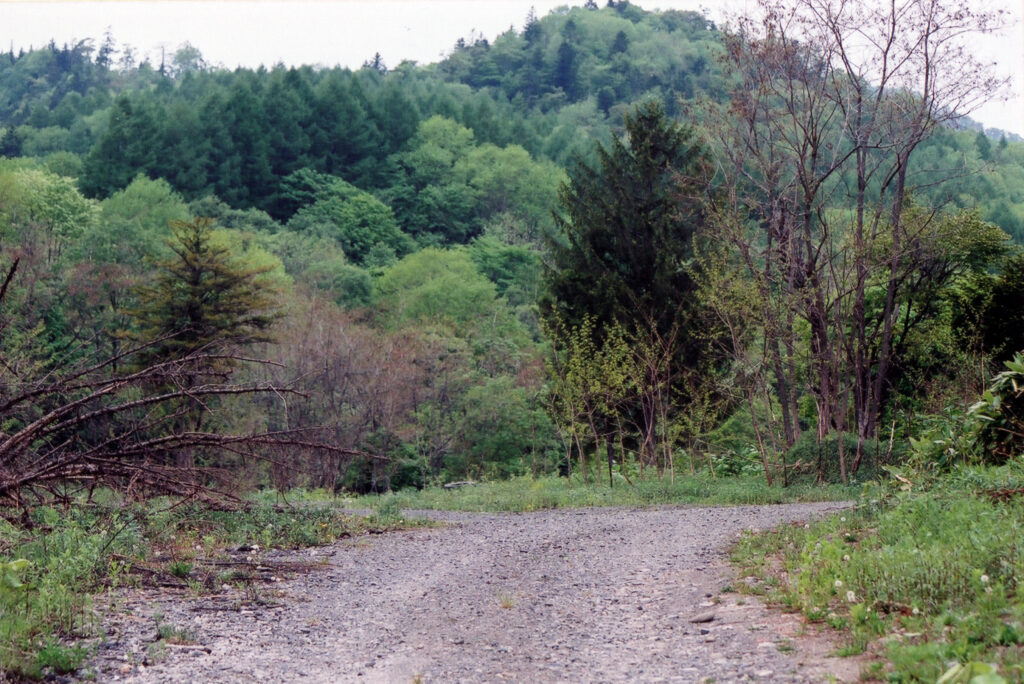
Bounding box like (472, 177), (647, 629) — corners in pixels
(90, 502), (859, 683)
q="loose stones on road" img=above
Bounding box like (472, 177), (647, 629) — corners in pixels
(87, 503), (858, 683)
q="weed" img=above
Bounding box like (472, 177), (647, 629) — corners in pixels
(732, 464), (1024, 680)
(156, 622), (195, 645)
(498, 593), (516, 609)
(35, 639), (88, 675)
(146, 640), (168, 664)
(168, 561), (193, 579)
(372, 496), (404, 524)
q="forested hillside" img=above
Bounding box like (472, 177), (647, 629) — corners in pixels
(5, 1), (1024, 678)
(2, 0), (1023, 499)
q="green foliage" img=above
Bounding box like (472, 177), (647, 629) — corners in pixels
(450, 376), (561, 480)
(375, 248), (502, 330)
(0, 507), (144, 678)
(79, 94), (159, 198)
(785, 433), (894, 485)
(952, 254), (1024, 364)
(130, 217), (282, 363)
(288, 182), (413, 263)
(544, 100), (710, 339)
(938, 661), (1007, 684)
(329, 263), (374, 308)
(0, 165), (98, 252)
(733, 473), (1024, 681)
(542, 101), (726, 468)
(386, 116), (561, 244)
(0, 558), (30, 596)
(372, 473), (853, 513)
(909, 354), (1024, 470)
(75, 175), (188, 266)
(467, 233), (542, 305)
(970, 354), (1024, 464)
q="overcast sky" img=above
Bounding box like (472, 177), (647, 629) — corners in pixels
(1, 0), (1022, 136)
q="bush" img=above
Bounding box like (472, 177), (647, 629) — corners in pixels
(909, 353), (1024, 470)
(971, 353), (1024, 464)
(785, 432), (896, 484)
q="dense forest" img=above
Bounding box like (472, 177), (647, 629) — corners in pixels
(2, 0), (1023, 502)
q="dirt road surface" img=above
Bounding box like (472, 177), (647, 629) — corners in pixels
(89, 503), (860, 683)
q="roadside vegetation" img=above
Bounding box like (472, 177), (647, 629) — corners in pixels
(732, 356), (1024, 682)
(369, 473), (853, 512)
(0, 494), (424, 678)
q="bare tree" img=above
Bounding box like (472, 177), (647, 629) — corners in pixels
(0, 262), (358, 514)
(701, 0), (1009, 481)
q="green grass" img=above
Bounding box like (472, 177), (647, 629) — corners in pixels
(731, 464), (1024, 682)
(360, 473), (855, 513)
(0, 496), (428, 680)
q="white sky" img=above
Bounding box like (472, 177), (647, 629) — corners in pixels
(0, 0), (1021, 136)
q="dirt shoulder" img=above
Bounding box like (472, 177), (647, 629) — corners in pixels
(86, 502), (859, 683)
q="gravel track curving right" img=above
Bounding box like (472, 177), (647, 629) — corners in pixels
(91, 502), (860, 683)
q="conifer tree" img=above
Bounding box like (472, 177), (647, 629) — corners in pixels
(131, 217), (279, 367)
(542, 101), (723, 468)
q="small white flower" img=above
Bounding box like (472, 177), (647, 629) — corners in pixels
(846, 590), (857, 602)
(834, 579), (843, 588)
(804, 523), (810, 529)
(843, 554), (851, 562)
(980, 574), (989, 584)
(912, 607), (920, 615)
(840, 516), (846, 522)
(985, 587), (993, 594)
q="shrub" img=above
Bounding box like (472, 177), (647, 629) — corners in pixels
(971, 353), (1024, 464)
(909, 353), (1024, 470)
(785, 432), (896, 484)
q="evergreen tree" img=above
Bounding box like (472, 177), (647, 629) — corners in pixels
(543, 101), (710, 340)
(131, 217), (280, 366)
(524, 7), (541, 43)
(975, 130), (993, 161)
(79, 94), (159, 198)
(542, 101), (722, 464)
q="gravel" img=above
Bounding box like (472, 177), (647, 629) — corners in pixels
(86, 502), (859, 683)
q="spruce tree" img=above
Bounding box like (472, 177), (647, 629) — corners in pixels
(542, 100), (710, 343)
(131, 217), (279, 367)
(541, 101), (722, 467)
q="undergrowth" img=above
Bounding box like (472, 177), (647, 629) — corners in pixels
(732, 463), (1024, 682)
(0, 496), (426, 679)
(359, 473), (855, 513)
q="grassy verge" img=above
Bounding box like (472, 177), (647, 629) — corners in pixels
(731, 465), (1024, 682)
(358, 473), (856, 512)
(0, 495), (425, 679)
